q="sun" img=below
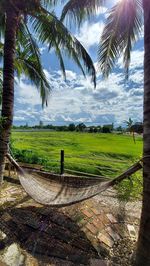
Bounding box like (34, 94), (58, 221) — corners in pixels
(114, 0), (124, 3)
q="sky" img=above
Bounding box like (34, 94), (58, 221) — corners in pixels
(14, 0), (144, 126)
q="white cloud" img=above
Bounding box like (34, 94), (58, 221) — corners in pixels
(15, 80), (41, 106)
(130, 50), (144, 70)
(14, 64), (143, 126)
(118, 49), (144, 71)
(57, 70), (77, 81)
(76, 21), (104, 50)
(129, 70), (143, 85)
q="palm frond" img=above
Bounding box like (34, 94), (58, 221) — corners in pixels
(18, 21), (41, 65)
(47, 28), (86, 80)
(0, 28), (50, 107)
(0, 13), (5, 41)
(30, 9), (96, 86)
(16, 55), (50, 106)
(0, 41), (3, 61)
(61, 0), (106, 26)
(98, 0), (143, 78)
(51, 38), (67, 80)
(41, 0), (64, 9)
(17, 21), (51, 106)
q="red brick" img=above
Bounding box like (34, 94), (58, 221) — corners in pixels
(82, 209), (93, 218)
(97, 232), (114, 248)
(98, 214), (110, 226)
(86, 223), (98, 235)
(93, 218), (104, 231)
(91, 208), (101, 215)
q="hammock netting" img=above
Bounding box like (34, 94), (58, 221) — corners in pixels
(6, 154), (142, 207)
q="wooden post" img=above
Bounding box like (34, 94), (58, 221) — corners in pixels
(60, 150), (64, 175)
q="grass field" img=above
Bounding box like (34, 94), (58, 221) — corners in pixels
(11, 131), (143, 199)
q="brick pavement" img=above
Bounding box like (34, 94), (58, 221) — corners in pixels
(0, 179), (139, 265)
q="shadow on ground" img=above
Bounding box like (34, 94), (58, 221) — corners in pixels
(0, 177), (141, 266)
(0, 206), (99, 265)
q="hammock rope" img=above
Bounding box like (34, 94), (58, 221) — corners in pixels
(6, 153), (142, 207)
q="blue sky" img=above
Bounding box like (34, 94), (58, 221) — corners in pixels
(14, 0), (144, 126)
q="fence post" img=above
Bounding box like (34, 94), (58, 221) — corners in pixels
(60, 150), (64, 175)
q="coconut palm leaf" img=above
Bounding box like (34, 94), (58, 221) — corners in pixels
(0, 12), (5, 41)
(16, 22), (51, 106)
(61, 0), (106, 25)
(0, 38), (50, 107)
(15, 51), (50, 107)
(41, 0), (63, 9)
(0, 41), (3, 60)
(18, 22), (41, 64)
(29, 9), (96, 86)
(98, 0), (143, 78)
(0, 13), (5, 41)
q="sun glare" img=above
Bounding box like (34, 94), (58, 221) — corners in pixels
(114, 0), (123, 3)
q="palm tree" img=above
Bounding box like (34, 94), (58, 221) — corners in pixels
(124, 117), (136, 143)
(0, 40), (50, 107)
(0, 0), (96, 183)
(61, 0), (150, 265)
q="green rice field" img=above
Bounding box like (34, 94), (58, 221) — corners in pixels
(11, 131), (143, 199)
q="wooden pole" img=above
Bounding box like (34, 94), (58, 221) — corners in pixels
(60, 150), (64, 175)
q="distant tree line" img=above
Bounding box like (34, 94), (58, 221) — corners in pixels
(12, 121), (143, 134)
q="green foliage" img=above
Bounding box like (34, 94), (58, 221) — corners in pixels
(12, 148), (48, 165)
(61, 0), (106, 26)
(68, 123), (76, 131)
(76, 123), (86, 132)
(131, 123), (143, 134)
(102, 125), (112, 133)
(117, 171), (142, 201)
(116, 126), (123, 132)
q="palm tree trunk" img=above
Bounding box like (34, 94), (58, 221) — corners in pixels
(135, 0), (150, 265)
(0, 7), (19, 184)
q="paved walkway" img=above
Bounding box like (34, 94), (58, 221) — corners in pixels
(0, 178), (140, 266)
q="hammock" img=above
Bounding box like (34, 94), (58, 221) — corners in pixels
(6, 153), (142, 207)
